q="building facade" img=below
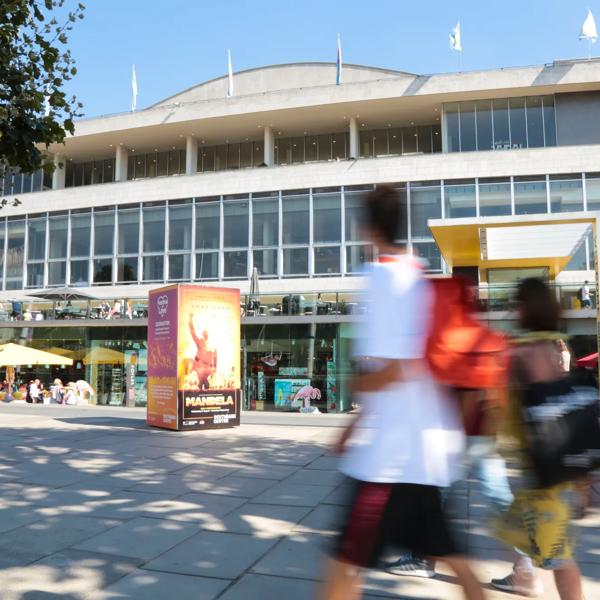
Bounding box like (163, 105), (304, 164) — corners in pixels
(1, 60), (599, 410)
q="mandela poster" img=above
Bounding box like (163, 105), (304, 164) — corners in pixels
(147, 284), (241, 431)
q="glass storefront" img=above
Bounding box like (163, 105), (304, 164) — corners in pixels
(0, 326), (147, 407)
(242, 323), (352, 412)
(0, 323), (355, 413)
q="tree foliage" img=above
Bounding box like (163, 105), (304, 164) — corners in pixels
(0, 0), (85, 180)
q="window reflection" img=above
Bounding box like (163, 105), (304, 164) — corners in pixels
(514, 176), (547, 215)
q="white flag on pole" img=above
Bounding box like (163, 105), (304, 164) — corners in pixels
(131, 64), (138, 112)
(449, 21), (462, 52)
(580, 9), (598, 43)
(227, 49), (234, 97)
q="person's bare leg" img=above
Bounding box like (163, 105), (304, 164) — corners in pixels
(438, 556), (485, 600)
(318, 558), (363, 600)
(554, 562), (583, 600)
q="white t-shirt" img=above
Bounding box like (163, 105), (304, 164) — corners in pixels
(340, 257), (464, 487)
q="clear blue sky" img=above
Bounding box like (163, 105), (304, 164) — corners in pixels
(65, 0), (599, 117)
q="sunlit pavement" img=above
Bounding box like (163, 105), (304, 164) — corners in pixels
(0, 404), (598, 599)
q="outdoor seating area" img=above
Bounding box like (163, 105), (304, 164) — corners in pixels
(241, 292), (368, 317)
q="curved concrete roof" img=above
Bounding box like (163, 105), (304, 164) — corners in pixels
(151, 62), (415, 107)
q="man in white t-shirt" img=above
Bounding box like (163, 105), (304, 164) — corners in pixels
(319, 186), (483, 600)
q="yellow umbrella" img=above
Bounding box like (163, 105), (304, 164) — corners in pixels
(43, 346), (85, 361)
(0, 343), (73, 366)
(82, 347), (125, 365)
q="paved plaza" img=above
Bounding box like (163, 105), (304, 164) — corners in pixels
(0, 404), (597, 599)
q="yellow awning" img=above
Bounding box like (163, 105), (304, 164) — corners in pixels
(0, 344), (73, 367)
(429, 213), (596, 279)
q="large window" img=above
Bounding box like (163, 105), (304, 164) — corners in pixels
(444, 180), (476, 218)
(282, 193), (309, 244)
(169, 202), (193, 251)
(143, 204), (165, 253)
(27, 212), (46, 286)
(71, 212), (91, 257)
(586, 173), (600, 211)
(410, 182), (441, 238)
(359, 125), (441, 157)
(514, 176), (547, 215)
(196, 200), (220, 250)
(223, 197), (248, 278)
(27, 218), (46, 262)
(479, 178), (511, 217)
(549, 175), (583, 213)
(6, 219), (25, 290)
(445, 96), (556, 152)
(93, 209), (115, 256)
(344, 191), (366, 242)
(48, 215), (68, 287)
(223, 199), (249, 248)
(117, 208), (140, 255)
(252, 196), (279, 247)
(313, 190), (341, 243)
(252, 194), (279, 277)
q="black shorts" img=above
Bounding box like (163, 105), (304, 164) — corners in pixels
(335, 478), (457, 568)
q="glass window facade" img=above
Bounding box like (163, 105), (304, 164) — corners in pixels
(3, 173), (600, 292)
(445, 95), (556, 152)
(359, 125), (441, 157)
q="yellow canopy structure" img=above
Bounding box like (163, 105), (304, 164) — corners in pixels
(0, 344), (74, 367)
(82, 346), (124, 365)
(429, 213), (594, 279)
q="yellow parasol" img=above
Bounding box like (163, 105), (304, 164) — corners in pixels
(43, 346), (85, 361)
(0, 343), (73, 366)
(82, 346), (125, 365)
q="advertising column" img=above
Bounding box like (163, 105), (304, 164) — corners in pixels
(178, 285), (240, 429)
(147, 285), (179, 430)
(147, 283), (241, 431)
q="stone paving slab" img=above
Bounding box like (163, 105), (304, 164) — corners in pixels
(144, 530), (279, 579)
(74, 516), (199, 560)
(0, 549), (143, 599)
(88, 570), (230, 600)
(0, 404), (597, 599)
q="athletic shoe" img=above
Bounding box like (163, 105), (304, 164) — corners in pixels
(385, 556), (436, 578)
(490, 570), (544, 597)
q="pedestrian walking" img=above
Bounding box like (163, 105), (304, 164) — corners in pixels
(493, 278), (585, 600)
(318, 186), (483, 600)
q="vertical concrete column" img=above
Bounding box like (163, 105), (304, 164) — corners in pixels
(264, 126), (275, 167)
(185, 135), (198, 175)
(51, 155), (66, 190)
(349, 117), (359, 159)
(115, 145), (128, 182)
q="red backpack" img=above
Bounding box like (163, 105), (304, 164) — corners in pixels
(426, 276), (509, 390)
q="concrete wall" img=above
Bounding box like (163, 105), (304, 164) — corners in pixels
(556, 91), (600, 146)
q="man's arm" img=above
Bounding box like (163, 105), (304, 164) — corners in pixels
(188, 316), (201, 347)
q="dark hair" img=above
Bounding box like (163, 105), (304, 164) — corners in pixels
(364, 185), (403, 246)
(515, 278), (560, 332)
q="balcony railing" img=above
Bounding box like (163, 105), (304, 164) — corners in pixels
(0, 282), (593, 324)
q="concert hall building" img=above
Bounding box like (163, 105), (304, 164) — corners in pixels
(1, 59), (599, 410)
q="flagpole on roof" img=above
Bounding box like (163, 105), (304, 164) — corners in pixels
(131, 64), (138, 112)
(580, 9), (598, 60)
(336, 34), (342, 85)
(449, 21), (462, 70)
(227, 49), (234, 97)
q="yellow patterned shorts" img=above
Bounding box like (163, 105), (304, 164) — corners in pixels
(496, 483), (576, 570)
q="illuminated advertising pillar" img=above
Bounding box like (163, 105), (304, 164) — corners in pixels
(147, 284), (241, 431)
